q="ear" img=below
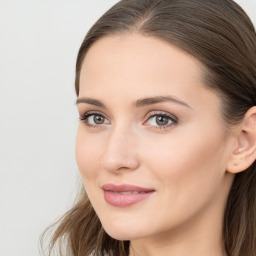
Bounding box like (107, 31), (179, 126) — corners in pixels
(226, 106), (256, 174)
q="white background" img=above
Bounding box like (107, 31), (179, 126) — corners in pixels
(0, 1), (255, 256)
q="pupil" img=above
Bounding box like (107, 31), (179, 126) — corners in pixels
(156, 116), (168, 125)
(94, 115), (104, 124)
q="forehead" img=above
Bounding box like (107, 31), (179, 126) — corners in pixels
(80, 33), (203, 88)
(79, 33), (219, 111)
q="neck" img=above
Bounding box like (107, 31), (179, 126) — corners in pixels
(129, 230), (226, 256)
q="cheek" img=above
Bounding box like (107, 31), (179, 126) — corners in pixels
(75, 126), (103, 181)
(141, 126), (228, 203)
(133, 130), (229, 232)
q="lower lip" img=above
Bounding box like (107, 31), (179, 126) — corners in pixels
(103, 190), (154, 207)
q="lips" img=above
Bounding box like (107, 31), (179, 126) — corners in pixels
(102, 184), (155, 207)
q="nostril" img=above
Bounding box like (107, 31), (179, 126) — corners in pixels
(102, 147), (140, 173)
(102, 155), (140, 173)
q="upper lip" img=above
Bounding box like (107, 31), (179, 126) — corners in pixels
(102, 183), (155, 192)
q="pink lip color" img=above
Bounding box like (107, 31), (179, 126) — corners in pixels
(102, 184), (155, 207)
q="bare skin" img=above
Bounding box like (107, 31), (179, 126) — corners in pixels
(76, 33), (256, 256)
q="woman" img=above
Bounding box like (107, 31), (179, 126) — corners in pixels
(42, 0), (256, 255)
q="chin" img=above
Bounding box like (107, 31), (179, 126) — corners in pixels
(101, 219), (147, 241)
(104, 229), (132, 241)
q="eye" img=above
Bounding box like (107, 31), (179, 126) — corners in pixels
(145, 112), (178, 130)
(79, 112), (110, 127)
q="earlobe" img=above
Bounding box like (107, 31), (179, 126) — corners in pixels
(227, 106), (256, 174)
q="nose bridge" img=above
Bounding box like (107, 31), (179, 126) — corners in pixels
(102, 122), (139, 172)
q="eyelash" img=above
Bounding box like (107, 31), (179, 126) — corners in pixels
(144, 111), (178, 130)
(79, 111), (108, 129)
(79, 111), (178, 130)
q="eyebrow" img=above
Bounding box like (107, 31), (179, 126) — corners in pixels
(76, 95), (191, 109)
(135, 95), (191, 108)
(76, 97), (106, 108)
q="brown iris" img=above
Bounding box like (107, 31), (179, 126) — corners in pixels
(94, 115), (105, 124)
(156, 115), (169, 126)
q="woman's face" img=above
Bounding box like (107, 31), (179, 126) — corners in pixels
(76, 34), (235, 241)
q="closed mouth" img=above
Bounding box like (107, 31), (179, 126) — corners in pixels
(101, 183), (155, 193)
(110, 191), (152, 194)
(101, 183), (155, 207)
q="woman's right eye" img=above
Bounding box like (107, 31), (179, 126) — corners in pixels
(79, 112), (110, 127)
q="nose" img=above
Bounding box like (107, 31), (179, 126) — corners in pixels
(101, 125), (140, 173)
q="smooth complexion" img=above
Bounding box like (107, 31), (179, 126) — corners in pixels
(76, 34), (238, 256)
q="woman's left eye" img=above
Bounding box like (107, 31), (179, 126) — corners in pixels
(145, 113), (178, 129)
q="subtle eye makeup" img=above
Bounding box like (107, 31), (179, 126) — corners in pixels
(143, 111), (178, 130)
(79, 111), (110, 128)
(79, 110), (178, 131)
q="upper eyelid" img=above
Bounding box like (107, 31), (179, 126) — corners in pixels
(80, 110), (108, 119)
(145, 111), (178, 121)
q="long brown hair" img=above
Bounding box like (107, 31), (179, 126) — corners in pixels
(41, 1), (256, 255)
